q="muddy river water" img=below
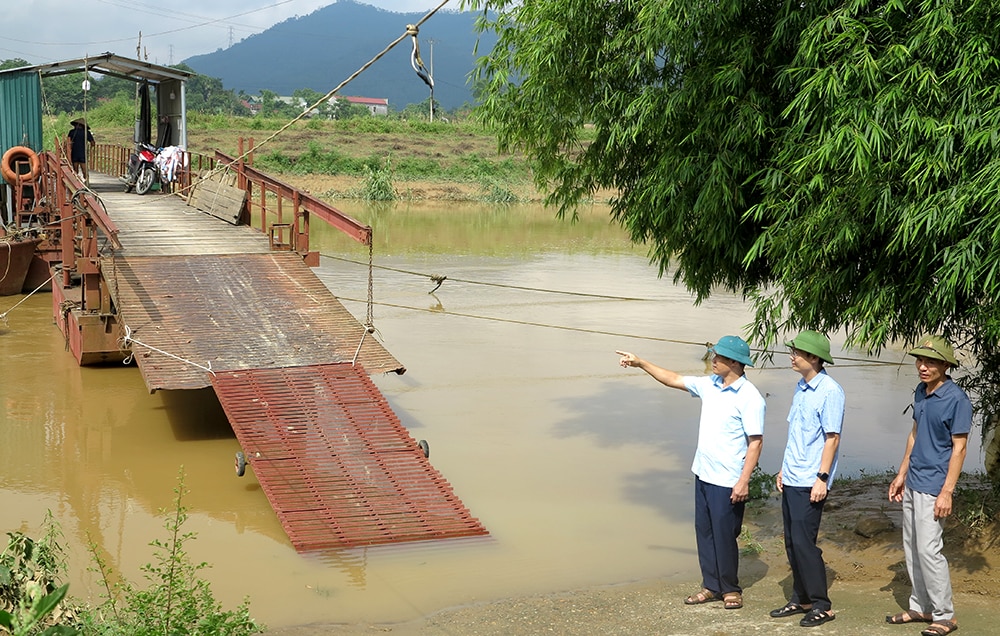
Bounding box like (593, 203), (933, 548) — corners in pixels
(0, 201), (983, 629)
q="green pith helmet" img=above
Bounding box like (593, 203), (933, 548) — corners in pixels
(785, 330), (835, 365)
(908, 335), (959, 367)
(711, 335), (754, 367)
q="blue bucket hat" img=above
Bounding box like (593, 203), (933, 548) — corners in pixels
(711, 335), (754, 367)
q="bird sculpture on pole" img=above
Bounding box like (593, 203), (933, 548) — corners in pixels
(407, 23), (434, 120)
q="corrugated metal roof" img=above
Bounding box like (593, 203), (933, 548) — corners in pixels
(107, 252), (404, 391)
(213, 363), (489, 550)
(0, 53), (193, 83)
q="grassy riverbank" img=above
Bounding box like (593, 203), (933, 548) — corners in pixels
(48, 111), (548, 199)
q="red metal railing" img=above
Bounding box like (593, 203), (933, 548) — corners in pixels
(90, 139), (371, 260)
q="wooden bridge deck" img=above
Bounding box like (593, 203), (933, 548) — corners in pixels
(87, 173), (404, 389)
(82, 173), (487, 550)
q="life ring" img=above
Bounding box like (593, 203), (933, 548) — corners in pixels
(2, 146), (41, 185)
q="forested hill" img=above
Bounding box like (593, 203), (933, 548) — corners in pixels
(183, 1), (496, 111)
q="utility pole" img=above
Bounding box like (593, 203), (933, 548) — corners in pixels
(427, 39), (436, 122)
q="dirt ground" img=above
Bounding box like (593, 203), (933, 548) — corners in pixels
(266, 475), (998, 635)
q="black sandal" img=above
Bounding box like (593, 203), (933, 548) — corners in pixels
(800, 609), (835, 627)
(770, 602), (810, 618)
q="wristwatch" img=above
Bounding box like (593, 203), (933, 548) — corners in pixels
(817, 472), (830, 483)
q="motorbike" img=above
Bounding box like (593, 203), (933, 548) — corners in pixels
(122, 143), (160, 194)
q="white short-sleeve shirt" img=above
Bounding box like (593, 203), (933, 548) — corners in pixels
(683, 374), (766, 488)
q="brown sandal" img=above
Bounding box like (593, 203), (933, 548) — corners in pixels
(723, 592), (743, 610)
(886, 610), (932, 624)
(921, 621), (958, 636)
(683, 588), (719, 605)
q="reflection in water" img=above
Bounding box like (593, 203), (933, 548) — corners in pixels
(0, 201), (984, 628)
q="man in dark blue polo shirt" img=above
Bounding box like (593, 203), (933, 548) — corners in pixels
(886, 335), (970, 636)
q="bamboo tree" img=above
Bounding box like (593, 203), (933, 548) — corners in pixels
(468, 0), (1000, 431)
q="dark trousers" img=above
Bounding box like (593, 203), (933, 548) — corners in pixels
(694, 476), (745, 595)
(781, 486), (831, 611)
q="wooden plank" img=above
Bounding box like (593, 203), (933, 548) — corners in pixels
(187, 175), (247, 225)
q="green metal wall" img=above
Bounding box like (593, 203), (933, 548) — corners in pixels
(0, 71), (44, 157)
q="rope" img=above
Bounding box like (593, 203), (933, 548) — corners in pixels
(332, 296), (908, 369)
(0, 239), (11, 285)
(120, 324), (216, 375)
(0, 271), (58, 323)
(320, 252), (654, 301)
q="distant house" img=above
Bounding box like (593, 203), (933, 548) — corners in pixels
(240, 99), (262, 116)
(332, 96), (389, 117)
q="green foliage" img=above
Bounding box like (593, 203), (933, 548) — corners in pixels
(738, 525), (764, 556)
(0, 513), (81, 635)
(0, 58), (30, 70)
(953, 476), (1000, 533)
(177, 65), (245, 115)
(82, 468), (261, 636)
(480, 179), (519, 204)
(469, 0), (1000, 428)
(748, 465), (776, 502)
(361, 157), (397, 201)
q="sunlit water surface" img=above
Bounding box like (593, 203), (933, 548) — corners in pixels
(0, 201), (982, 628)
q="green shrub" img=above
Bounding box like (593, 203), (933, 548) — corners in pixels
(748, 465), (776, 502)
(82, 468), (261, 636)
(0, 512), (81, 635)
(361, 157), (396, 201)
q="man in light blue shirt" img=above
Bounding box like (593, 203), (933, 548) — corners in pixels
(769, 331), (844, 628)
(618, 335), (765, 611)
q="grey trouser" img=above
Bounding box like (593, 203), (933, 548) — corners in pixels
(902, 487), (954, 621)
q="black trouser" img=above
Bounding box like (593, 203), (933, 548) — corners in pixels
(694, 477), (745, 595)
(781, 486), (831, 611)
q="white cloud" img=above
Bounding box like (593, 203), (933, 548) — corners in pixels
(2, 0), (451, 66)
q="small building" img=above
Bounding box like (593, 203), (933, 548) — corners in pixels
(333, 96), (389, 117)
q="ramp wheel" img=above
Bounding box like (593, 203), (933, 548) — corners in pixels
(417, 439), (429, 458)
(235, 451), (247, 477)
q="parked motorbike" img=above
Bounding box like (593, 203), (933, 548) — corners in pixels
(122, 143), (160, 194)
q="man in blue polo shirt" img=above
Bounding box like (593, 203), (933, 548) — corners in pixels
(885, 336), (970, 636)
(617, 335), (765, 611)
(769, 331), (843, 628)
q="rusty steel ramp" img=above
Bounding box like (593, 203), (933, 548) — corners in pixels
(105, 252), (404, 391)
(212, 362), (489, 551)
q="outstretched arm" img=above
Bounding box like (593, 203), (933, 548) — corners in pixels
(616, 350), (688, 391)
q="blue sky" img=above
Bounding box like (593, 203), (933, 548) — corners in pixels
(3, 0), (456, 66)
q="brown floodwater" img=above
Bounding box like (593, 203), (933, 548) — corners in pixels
(0, 201), (983, 629)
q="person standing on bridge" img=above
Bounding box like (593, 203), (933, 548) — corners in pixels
(617, 336), (765, 611)
(66, 117), (95, 182)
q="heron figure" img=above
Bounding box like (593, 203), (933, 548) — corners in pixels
(407, 24), (434, 90)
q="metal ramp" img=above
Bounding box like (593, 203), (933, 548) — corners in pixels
(212, 362), (489, 551)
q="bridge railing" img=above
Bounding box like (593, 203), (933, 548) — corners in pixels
(214, 139), (372, 259)
(90, 139), (371, 259)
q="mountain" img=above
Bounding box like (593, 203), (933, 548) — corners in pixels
(182, 1), (497, 111)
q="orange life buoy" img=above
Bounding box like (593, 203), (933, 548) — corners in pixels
(2, 146), (41, 185)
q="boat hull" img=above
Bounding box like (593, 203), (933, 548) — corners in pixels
(0, 237), (42, 295)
